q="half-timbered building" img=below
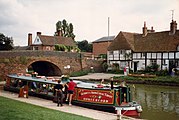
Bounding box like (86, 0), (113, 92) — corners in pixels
(107, 20), (179, 72)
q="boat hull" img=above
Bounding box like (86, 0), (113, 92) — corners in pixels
(4, 74), (142, 117)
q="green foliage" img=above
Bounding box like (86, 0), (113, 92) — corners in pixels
(155, 70), (169, 76)
(0, 96), (92, 120)
(54, 44), (80, 53)
(70, 70), (90, 77)
(123, 52), (132, 60)
(102, 62), (108, 72)
(54, 44), (67, 51)
(0, 33), (13, 51)
(145, 63), (159, 72)
(113, 75), (179, 84)
(3, 58), (10, 63)
(98, 54), (107, 59)
(73, 46), (81, 53)
(19, 56), (28, 65)
(107, 69), (124, 74)
(55, 19), (75, 40)
(76, 40), (92, 52)
(112, 63), (119, 71)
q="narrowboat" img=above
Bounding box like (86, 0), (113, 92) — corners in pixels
(4, 73), (142, 117)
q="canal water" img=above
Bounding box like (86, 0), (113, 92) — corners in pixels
(129, 84), (179, 120)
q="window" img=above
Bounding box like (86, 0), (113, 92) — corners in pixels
(150, 59), (157, 65)
(46, 46), (50, 50)
(109, 51), (113, 55)
(120, 50), (125, 54)
(34, 47), (38, 50)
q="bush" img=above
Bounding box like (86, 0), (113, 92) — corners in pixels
(98, 54), (107, 59)
(102, 62), (108, 72)
(156, 70), (169, 76)
(70, 70), (90, 77)
(145, 63), (159, 72)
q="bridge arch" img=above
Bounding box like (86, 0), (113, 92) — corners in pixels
(27, 60), (62, 76)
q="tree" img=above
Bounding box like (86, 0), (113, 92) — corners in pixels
(76, 40), (92, 52)
(54, 44), (80, 53)
(0, 33), (13, 50)
(55, 19), (75, 40)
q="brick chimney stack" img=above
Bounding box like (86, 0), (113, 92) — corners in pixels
(37, 32), (41, 36)
(28, 33), (32, 46)
(142, 21), (148, 36)
(151, 26), (155, 32)
(170, 20), (177, 35)
(57, 30), (62, 36)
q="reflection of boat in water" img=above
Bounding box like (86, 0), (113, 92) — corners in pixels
(4, 73), (142, 117)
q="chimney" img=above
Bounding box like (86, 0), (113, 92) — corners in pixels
(142, 21), (147, 36)
(150, 26), (155, 32)
(28, 33), (32, 46)
(37, 32), (41, 36)
(147, 26), (155, 33)
(57, 30), (62, 36)
(170, 20), (177, 35)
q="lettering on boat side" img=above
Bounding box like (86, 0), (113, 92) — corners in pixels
(77, 89), (114, 104)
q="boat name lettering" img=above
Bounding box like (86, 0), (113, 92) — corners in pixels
(83, 98), (109, 103)
(80, 91), (113, 98)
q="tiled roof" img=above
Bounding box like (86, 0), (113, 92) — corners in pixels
(134, 30), (179, 52)
(13, 46), (31, 50)
(92, 36), (115, 43)
(107, 32), (137, 51)
(38, 35), (76, 46)
(108, 30), (179, 52)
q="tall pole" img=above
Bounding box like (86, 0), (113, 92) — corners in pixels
(171, 10), (174, 21)
(108, 17), (110, 40)
(107, 17), (110, 65)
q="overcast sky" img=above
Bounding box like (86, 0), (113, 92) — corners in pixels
(0, 0), (179, 46)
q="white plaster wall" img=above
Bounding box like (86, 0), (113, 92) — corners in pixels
(33, 36), (42, 45)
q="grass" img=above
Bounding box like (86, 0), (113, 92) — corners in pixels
(113, 76), (179, 84)
(0, 96), (93, 120)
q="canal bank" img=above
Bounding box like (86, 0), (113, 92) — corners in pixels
(0, 89), (138, 120)
(0, 80), (141, 120)
(70, 73), (179, 87)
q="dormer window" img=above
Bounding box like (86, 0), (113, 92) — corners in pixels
(37, 39), (39, 42)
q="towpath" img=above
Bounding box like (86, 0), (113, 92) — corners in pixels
(0, 73), (141, 120)
(70, 73), (123, 80)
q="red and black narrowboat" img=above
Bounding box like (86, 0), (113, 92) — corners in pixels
(4, 73), (142, 117)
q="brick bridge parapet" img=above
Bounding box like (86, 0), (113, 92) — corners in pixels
(0, 50), (102, 80)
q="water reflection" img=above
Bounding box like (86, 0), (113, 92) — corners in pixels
(129, 84), (179, 120)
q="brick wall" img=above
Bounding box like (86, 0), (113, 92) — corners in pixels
(0, 51), (102, 80)
(93, 41), (112, 57)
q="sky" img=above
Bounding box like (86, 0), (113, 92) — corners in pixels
(0, 0), (179, 46)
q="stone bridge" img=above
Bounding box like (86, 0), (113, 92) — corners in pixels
(0, 51), (102, 80)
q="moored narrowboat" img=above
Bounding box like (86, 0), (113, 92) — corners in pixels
(4, 73), (142, 117)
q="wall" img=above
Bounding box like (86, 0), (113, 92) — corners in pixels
(93, 41), (111, 57)
(0, 50), (102, 80)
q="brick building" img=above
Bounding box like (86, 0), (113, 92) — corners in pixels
(92, 36), (115, 58)
(28, 31), (76, 51)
